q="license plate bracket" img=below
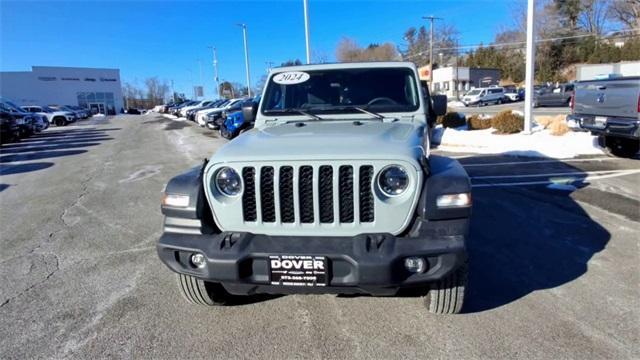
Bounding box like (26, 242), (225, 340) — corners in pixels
(269, 255), (328, 287)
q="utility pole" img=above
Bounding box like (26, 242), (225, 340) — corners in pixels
(237, 23), (252, 97)
(303, 0), (311, 64)
(523, 0), (536, 134)
(422, 15), (442, 91)
(187, 69), (194, 99)
(455, 39), (459, 100)
(208, 46), (221, 98)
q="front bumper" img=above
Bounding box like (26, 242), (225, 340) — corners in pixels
(157, 231), (467, 296)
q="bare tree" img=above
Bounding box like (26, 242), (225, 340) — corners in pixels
(579, 0), (612, 35)
(609, 0), (640, 29)
(336, 37), (399, 62)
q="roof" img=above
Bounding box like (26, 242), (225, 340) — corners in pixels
(272, 61), (418, 73)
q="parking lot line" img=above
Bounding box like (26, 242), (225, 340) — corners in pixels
(472, 169), (640, 187)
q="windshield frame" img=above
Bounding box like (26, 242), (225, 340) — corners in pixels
(260, 66), (421, 118)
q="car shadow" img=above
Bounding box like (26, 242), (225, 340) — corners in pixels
(0, 162), (54, 176)
(0, 127), (117, 175)
(460, 154), (611, 313)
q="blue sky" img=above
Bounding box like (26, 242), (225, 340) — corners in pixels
(1, 0), (520, 97)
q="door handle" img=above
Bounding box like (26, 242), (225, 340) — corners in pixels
(597, 85), (607, 90)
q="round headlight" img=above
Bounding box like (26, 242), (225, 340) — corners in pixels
(215, 167), (242, 196)
(378, 166), (409, 196)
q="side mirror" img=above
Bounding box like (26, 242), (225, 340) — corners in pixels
(431, 95), (447, 116)
(241, 100), (259, 123)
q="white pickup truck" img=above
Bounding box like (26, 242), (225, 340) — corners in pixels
(568, 77), (640, 157)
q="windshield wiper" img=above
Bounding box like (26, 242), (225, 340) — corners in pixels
(264, 108), (324, 121)
(306, 105), (387, 120)
(351, 107), (385, 120)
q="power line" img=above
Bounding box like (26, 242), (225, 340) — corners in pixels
(404, 28), (640, 59)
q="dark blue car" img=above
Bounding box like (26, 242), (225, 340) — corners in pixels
(220, 97), (259, 140)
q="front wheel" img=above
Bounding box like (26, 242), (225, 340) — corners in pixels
(220, 126), (235, 139)
(424, 262), (468, 314)
(176, 274), (235, 306)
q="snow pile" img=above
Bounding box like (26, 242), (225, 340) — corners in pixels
(433, 126), (604, 158)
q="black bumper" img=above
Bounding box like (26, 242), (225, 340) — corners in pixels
(157, 231), (467, 296)
(569, 114), (640, 139)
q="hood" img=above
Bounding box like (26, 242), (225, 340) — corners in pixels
(210, 120), (426, 165)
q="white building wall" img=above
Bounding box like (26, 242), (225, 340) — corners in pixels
(0, 66), (124, 114)
(576, 61), (640, 81)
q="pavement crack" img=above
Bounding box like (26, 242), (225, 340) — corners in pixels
(0, 254), (59, 309)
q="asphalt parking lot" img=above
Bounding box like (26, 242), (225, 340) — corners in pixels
(1, 114), (638, 359)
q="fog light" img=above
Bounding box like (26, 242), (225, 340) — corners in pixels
(404, 257), (426, 273)
(190, 253), (206, 269)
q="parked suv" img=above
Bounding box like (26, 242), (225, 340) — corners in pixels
(21, 105), (74, 126)
(462, 86), (505, 106)
(0, 98), (37, 137)
(157, 62), (472, 314)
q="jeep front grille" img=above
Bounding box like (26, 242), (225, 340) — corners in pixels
(241, 164), (375, 225)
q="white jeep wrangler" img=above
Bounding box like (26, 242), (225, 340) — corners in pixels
(157, 62), (472, 314)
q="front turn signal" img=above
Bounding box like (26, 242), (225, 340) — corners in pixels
(161, 193), (190, 208)
(436, 193), (472, 208)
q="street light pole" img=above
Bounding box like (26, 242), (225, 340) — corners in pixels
(208, 46), (221, 98)
(237, 23), (252, 97)
(303, 0), (311, 64)
(422, 15), (442, 91)
(523, 0), (536, 134)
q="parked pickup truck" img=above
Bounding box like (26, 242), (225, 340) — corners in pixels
(568, 76), (640, 157)
(157, 62), (472, 314)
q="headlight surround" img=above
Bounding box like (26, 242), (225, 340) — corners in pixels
(377, 165), (409, 197)
(215, 167), (243, 196)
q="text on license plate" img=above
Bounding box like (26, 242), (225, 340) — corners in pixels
(269, 255), (327, 286)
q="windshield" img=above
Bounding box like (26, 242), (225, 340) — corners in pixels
(261, 67), (419, 115)
(466, 89), (482, 96)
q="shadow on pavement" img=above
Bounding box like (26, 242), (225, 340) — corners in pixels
(0, 127), (118, 175)
(0, 162), (54, 176)
(462, 154), (610, 313)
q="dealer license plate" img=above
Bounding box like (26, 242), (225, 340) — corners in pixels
(594, 116), (607, 128)
(269, 255), (327, 286)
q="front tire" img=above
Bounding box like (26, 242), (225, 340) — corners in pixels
(176, 274), (234, 306)
(424, 262), (468, 314)
(220, 126), (234, 139)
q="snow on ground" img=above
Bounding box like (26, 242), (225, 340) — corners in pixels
(447, 101), (465, 108)
(432, 126), (604, 159)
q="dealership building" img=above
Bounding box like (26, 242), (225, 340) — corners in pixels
(0, 66), (124, 115)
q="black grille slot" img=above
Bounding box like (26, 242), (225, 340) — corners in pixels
(359, 165), (374, 223)
(260, 167), (276, 222)
(319, 166), (334, 223)
(299, 166), (314, 223)
(279, 166), (295, 223)
(242, 167), (256, 221)
(338, 166), (354, 223)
